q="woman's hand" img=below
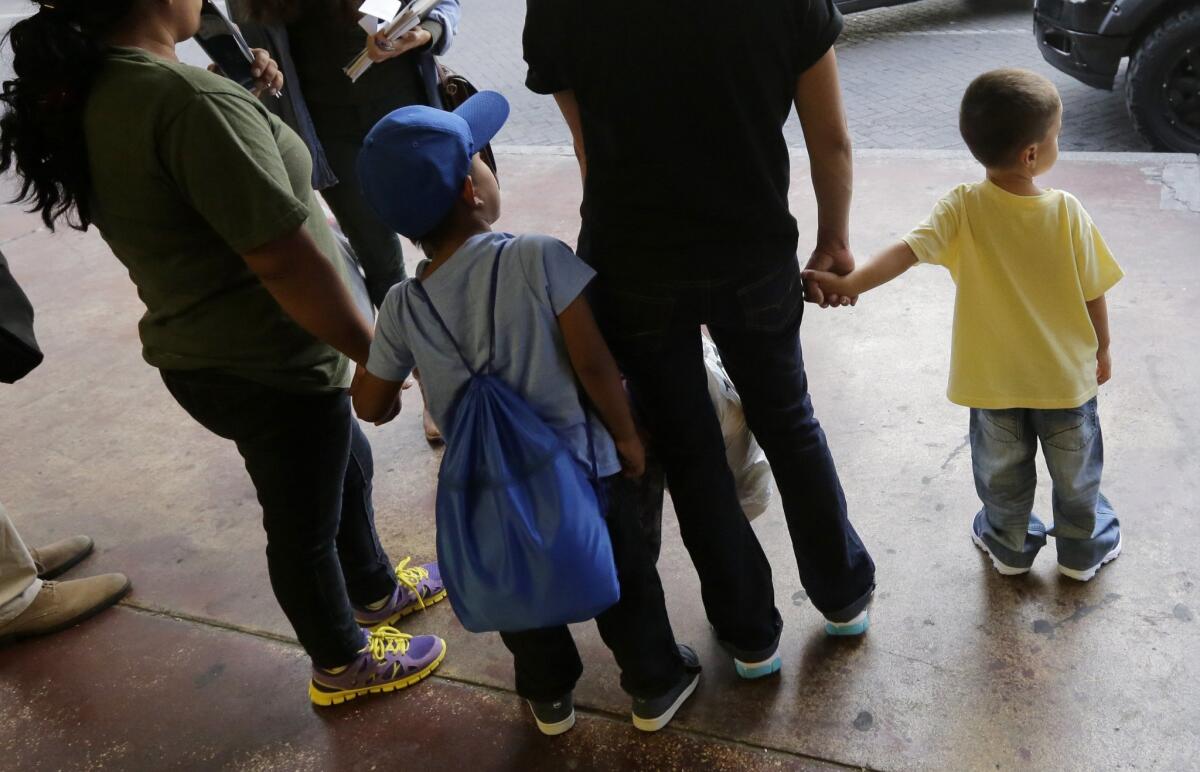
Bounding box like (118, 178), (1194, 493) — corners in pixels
(366, 27), (433, 63)
(249, 48), (283, 98)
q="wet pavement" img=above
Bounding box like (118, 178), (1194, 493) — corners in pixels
(1, 149), (1198, 770)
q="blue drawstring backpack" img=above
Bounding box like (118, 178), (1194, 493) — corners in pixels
(411, 242), (620, 633)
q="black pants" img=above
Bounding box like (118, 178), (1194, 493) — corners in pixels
(162, 369), (397, 668)
(498, 475), (685, 701)
(591, 259), (876, 660)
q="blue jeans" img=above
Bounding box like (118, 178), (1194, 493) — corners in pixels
(970, 397), (1120, 571)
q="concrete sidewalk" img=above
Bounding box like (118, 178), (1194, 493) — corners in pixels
(0, 150), (1197, 771)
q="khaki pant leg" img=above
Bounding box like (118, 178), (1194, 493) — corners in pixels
(0, 501), (41, 625)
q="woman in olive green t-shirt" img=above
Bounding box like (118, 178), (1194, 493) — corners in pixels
(1, 0), (448, 707)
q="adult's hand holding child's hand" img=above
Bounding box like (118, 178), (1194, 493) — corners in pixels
(375, 392), (402, 425)
(803, 244), (857, 308)
(802, 268), (854, 309)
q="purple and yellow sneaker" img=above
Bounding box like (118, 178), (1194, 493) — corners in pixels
(308, 626), (447, 707)
(354, 558), (447, 629)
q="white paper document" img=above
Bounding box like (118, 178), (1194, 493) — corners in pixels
(358, 0), (402, 22)
(345, 0), (442, 82)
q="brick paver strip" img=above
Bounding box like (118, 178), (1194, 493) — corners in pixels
(442, 0), (1150, 152)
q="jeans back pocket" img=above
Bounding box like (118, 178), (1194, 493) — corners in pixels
(591, 283), (677, 356)
(1038, 400), (1097, 452)
(979, 409), (1024, 443)
(736, 260), (804, 333)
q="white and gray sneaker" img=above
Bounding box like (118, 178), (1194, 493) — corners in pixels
(632, 644), (702, 732)
(1058, 535), (1122, 582)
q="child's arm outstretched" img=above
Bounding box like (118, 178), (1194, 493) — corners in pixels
(803, 241), (919, 300)
(556, 296), (645, 478)
(1086, 294), (1112, 385)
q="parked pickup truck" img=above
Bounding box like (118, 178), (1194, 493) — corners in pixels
(1034, 0), (1200, 152)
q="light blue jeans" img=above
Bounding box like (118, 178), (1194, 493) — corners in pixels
(969, 397), (1120, 571)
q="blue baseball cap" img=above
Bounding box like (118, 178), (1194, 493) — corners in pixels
(357, 91), (510, 239)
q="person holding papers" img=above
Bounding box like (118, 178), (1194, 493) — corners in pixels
(239, 0), (459, 308)
(236, 0), (460, 443)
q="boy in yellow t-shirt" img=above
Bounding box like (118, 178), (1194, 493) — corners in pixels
(806, 69), (1123, 581)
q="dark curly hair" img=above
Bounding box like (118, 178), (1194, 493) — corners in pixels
(0, 0), (137, 231)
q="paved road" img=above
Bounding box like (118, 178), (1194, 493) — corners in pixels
(0, 0), (1151, 152)
(439, 0), (1151, 152)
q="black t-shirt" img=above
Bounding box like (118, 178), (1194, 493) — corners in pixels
(524, 0), (843, 283)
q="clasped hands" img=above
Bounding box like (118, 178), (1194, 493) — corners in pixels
(802, 242), (859, 309)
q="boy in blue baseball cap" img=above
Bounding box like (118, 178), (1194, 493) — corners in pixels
(351, 92), (701, 735)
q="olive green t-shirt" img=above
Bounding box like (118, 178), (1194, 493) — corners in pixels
(84, 47), (351, 392)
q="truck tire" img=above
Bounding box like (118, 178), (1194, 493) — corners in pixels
(1125, 4), (1200, 152)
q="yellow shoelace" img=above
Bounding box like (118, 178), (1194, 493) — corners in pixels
(395, 557), (431, 611)
(367, 626), (412, 663)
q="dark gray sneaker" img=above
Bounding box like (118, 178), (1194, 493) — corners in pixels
(528, 693), (576, 736)
(632, 644), (702, 732)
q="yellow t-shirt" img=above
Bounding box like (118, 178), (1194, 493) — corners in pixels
(902, 180), (1124, 410)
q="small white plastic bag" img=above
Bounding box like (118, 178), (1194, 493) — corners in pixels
(702, 337), (773, 520)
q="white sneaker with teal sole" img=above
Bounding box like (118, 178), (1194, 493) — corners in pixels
(734, 652), (782, 679)
(825, 609), (870, 636)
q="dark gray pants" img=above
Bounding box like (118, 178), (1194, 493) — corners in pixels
(311, 101), (409, 308)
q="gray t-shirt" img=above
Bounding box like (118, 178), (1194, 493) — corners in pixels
(367, 232), (620, 478)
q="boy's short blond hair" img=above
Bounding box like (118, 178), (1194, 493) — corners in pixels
(959, 69), (1061, 168)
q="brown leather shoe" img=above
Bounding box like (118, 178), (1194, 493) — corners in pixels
(30, 535), (94, 579)
(0, 574), (130, 646)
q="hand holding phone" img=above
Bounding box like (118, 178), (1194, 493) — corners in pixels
(194, 0), (261, 92)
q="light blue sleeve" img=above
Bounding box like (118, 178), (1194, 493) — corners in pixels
(428, 0), (460, 56)
(519, 236), (596, 316)
(366, 284), (416, 383)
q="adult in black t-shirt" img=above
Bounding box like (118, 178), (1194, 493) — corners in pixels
(524, 0), (877, 670)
